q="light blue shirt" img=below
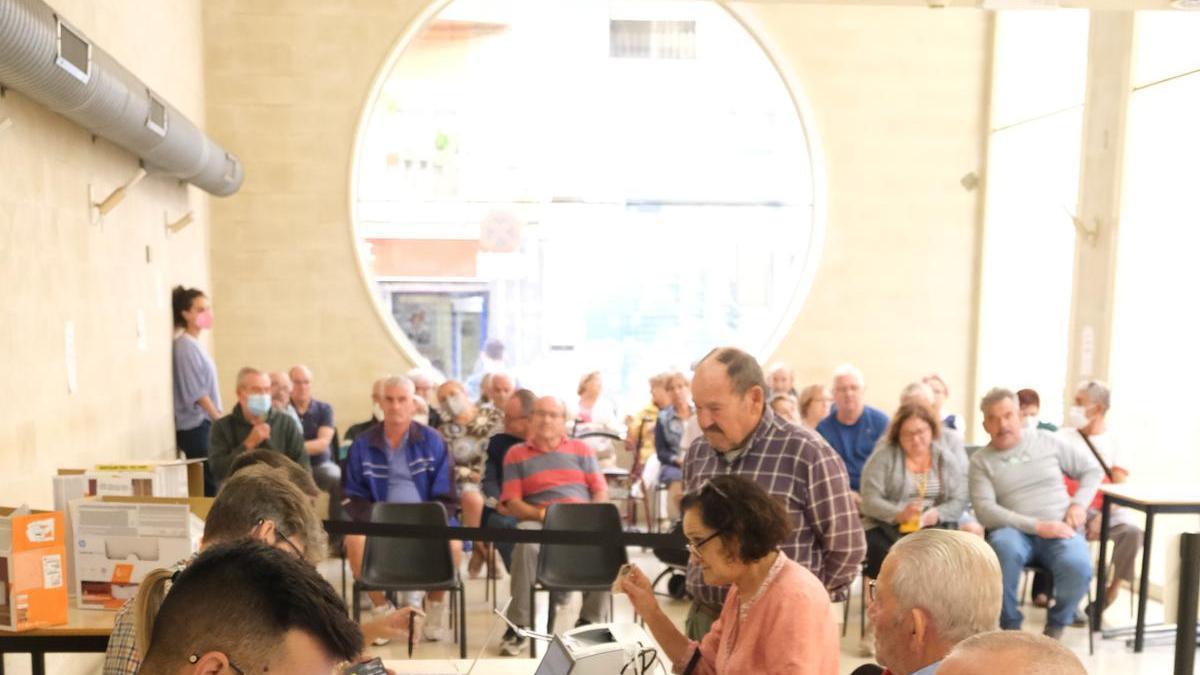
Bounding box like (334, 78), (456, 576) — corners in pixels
(912, 661), (941, 675)
(386, 431), (422, 503)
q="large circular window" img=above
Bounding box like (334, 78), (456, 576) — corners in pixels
(353, 0), (821, 406)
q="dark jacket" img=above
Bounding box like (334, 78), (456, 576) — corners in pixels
(208, 404), (309, 484)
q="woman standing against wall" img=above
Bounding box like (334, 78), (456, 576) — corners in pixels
(172, 287), (222, 496)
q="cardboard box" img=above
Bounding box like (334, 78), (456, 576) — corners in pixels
(0, 507), (69, 630)
(69, 496), (210, 610)
(55, 460), (205, 601)
(85, 458), (206, 499)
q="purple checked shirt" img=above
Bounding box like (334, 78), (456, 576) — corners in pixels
(683, 407), (866, 606)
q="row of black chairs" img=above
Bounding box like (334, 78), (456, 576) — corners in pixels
(346, 501), (631, 659)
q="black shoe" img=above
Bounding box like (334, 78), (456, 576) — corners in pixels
(1043, 624), (1065, 640)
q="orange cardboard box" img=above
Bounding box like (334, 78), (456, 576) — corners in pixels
(0, 507), (69, 631)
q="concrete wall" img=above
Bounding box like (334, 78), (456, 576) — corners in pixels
(0, 1), (210, 671)
(0, 0), (211, 510)
(203, 0), (990, 430)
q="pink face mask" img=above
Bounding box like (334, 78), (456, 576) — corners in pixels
(195, 310), (214, 330)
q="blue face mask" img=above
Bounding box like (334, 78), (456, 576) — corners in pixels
(245, 393), (272, 419)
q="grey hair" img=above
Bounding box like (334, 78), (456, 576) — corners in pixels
(922, 373), (948, 394)
(946, 630), (1086, 674)
(979, 387), (1017, 415)
(832, 363), (865, 387)
(766, 362), (793, 377)
(381, 375), (416, 394)
(697, 347), (767, 397)
(888, 529), (1002, 644)
(899, 382), (934, 406)
(1076, 379), (1111, 411)
(236, 367), (265, 389)
(370, 377), (388, 399)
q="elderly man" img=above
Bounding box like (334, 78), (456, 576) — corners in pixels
(208, 368), (309, 485)
(869, 529), (1002, 675)
(683, 347), (864, 639)
(484, 372), (516, 411)
(922, 374), (957, 431)
(288, 365), (340, 493)
(268, 371), (303, 431)
(969, 388), (1103, 638)
(937, 631), (1087, 675)
(816, 363), (890, 495)
(498, 396), (608, 656)
(343, 375), (459, 642)
(480, 389), (538, 572)
(343, 378), (386, 446)
(766, 361), (799, 398)
(409, 369), (442, 428)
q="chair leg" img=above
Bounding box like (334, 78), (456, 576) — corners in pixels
(490, 544), (498, 611)
(341, 552), (347, 602)
(459, 583), (468, 659)
(352, 583), (361, 623)
(842, 593), (850, 637)
(547, 595), (558, 637)
(1087, 583), (1094, 656)
(1020, 569), (1029, 607)
(530, 587), (539, 659)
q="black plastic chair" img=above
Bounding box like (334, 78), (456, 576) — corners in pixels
(530, 503), (628, 658)
(351, 502), (467, 658)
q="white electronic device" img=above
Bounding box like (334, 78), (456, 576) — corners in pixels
(532, 623), (664, 675)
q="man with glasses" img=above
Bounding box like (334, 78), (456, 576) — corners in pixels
(137, 540), (363, 675)
(684, 347), (865, 640)
(498, 396), (609, 656)
(480, 388), (538, 572)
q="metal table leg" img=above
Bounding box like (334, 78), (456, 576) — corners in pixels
(1135, 508), (1155, 652)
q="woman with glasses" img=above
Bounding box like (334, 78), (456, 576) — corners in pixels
(620, 475), (839, 675)
(856, 401), (968, 656)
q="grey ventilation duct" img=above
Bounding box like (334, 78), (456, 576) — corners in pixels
(0, 0), (243, 196)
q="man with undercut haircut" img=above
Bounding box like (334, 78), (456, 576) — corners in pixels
(137, 540), (363, 675)
(683, 347), (864, 640)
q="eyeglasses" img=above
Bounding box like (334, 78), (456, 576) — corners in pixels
(256, 518), (303, 560)
(686, 530), (723, 558)
(188, 652), (245, 674)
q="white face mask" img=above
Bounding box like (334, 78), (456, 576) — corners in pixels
(445, 393), (468, 416)
(1067, 405), (1090, 429)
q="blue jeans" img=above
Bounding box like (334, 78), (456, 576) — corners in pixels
(483, 509), (518, 569)
(988, 527), (1092, 629)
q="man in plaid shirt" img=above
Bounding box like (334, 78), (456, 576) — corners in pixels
(682, 347), (866, 639)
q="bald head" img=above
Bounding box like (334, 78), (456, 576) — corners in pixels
(289, 364), (313, 406)
(938, 631), (1086, 675)
(268, 371), (293, 407)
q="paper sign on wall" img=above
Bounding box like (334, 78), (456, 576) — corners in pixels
(64, 321), (77, 394)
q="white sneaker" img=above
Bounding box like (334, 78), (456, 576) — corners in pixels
(423, 600), (453, 642)
(366, 603), (395, 646)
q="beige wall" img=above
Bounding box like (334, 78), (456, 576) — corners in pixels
(204, 0), (990, 431)
(0, 0), (211, 510)
(0, 1), (209, 671)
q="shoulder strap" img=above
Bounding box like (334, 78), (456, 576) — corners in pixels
(1077, 429), (1113, 480)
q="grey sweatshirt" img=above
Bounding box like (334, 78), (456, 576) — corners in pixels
(859, 441), (968, 530)
(968, 428), (1103, 534)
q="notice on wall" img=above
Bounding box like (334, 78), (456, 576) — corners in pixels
(65, 321), (77, 394)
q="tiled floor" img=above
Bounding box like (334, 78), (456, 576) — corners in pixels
(334, 550), (1184, 674)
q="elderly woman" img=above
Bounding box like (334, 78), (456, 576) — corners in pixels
(435, 380), (503, 577)
(797, 384), (831, 429)
(654, 372), (696, 525)
(622, 475), (839, 675)
(858, 401), (968, 654)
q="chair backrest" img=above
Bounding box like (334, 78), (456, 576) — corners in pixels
(361, 502), (456, 587)
(537, 503), (628, 587)
(651, 519), (689, 569)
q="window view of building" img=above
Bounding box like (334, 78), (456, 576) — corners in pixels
(354, 0), (818, 405)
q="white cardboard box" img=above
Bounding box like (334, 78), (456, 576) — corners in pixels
(69, 496), (210, 610)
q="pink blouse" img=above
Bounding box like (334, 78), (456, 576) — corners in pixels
(677, 554), (839, 675)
